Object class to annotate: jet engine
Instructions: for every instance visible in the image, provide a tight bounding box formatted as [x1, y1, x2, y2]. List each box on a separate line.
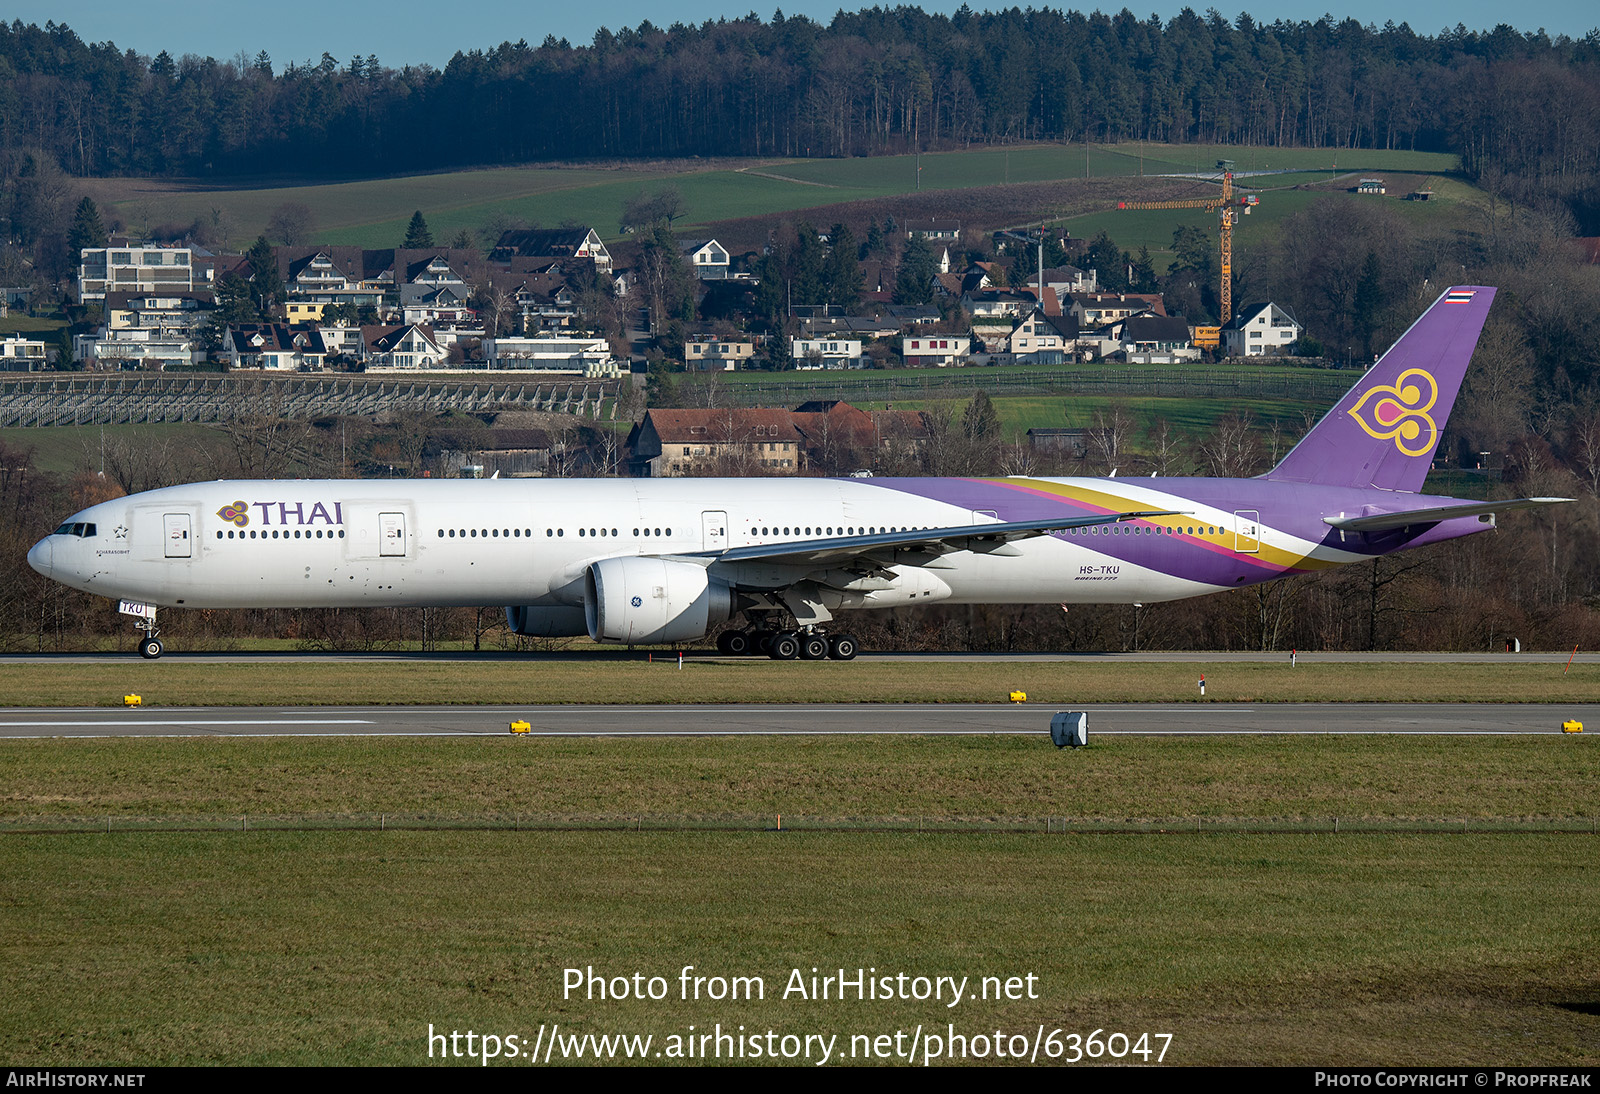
[505, 605, 589, 637]
[585, 557, 732, 644]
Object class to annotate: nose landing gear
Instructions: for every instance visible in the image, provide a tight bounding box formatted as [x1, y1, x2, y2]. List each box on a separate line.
[120, 601, 164, 659]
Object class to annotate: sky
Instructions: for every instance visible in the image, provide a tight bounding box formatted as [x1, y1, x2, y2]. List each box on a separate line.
[7, 0, 1596, 72]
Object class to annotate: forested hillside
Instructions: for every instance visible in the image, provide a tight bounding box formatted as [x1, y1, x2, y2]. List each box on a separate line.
[2, 10, 1598, 225]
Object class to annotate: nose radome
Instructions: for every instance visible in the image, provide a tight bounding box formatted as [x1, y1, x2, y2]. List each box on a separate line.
[27, 537, 52, 578]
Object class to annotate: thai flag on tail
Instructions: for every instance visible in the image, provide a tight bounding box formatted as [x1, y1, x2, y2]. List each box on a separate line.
[1444, 289, 1476, 303]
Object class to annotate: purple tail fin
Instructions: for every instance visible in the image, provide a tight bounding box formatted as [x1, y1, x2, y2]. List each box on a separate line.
[1265, 286, 1495, 492]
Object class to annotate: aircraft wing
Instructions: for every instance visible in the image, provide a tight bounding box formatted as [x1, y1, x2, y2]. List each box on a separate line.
[690, 510, 1182, 569]
[1323, 497, 1572, 533]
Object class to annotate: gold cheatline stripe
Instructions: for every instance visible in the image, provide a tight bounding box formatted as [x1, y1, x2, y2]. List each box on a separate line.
[989, 478, 1340, 573]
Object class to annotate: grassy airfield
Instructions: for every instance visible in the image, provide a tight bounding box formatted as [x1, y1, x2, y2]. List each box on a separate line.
[2, 660, 1595, 1066]
[4, 657, 1600, 707]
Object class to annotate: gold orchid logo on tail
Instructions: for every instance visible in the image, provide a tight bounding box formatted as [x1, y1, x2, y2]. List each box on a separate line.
[1349, 369, 1439, 456]
[217, 501, 250, 528]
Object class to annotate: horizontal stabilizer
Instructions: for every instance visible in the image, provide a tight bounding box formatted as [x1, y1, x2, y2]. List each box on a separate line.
[694, 510, 1183, 569]
[1323, 497, 1572, 533]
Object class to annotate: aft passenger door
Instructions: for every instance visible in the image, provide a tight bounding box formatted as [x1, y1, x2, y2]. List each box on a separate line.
[1233, 510, 1260, 554]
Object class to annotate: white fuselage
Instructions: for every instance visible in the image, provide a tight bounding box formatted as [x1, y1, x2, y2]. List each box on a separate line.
[32, 477, 1313, 612]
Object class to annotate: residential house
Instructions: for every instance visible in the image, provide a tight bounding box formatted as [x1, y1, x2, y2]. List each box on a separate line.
[798, 316, 901, 340]
[901, 334, 972, 367]
[964, 287, 1056, 321]
[905, 219, 961, 242]
[226, 325, 327, 370]
[1067, 292, 1165, 325]
[0, 333, 49, 371]
[1007, 311, 1079, 364]
[79, 244, 195, 303]
[679, 239, 731, 280]
[75, 328, 198, 370]
[1221, 302, 1302, 357]
[628, 408, 805, 477]
[482, 335, 616, 376]
[490, 228, 612, 272]
[685, 336, 756, 371]
[275, 248, 387, 318]
[885, 304, 941, 327]
[1121, 315, 1200, 363]
[362, 324, 448, 371]
[103, 291, 214, 334]
[791, 337, 865, 369]
[490, 266, 583, 334]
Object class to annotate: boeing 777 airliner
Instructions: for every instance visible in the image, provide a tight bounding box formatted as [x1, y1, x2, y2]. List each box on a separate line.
[28, 286, 1568, 659]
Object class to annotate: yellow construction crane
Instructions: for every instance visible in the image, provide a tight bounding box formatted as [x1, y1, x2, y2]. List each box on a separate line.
[1116, 160, 1257, 327]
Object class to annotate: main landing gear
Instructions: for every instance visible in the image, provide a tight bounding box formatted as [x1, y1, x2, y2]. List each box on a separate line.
[715, 627, 859, 661]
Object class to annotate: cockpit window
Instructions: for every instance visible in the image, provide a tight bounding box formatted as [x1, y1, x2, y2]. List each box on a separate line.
[53, 523, 96, 538]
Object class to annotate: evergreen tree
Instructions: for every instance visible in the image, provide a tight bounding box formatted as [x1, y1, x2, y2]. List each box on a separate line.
[68, 197, 107, 254]
[214, 272, 260, 325]
[404, 211, 434, 249]
[645, 361, 680, 407]
[1130, 246, 1159, 293]
[823, 224, 862, 309]
[1085, 232, 1130, 292]
[245, 236, 284, 317]
[895, 235, 938, 304]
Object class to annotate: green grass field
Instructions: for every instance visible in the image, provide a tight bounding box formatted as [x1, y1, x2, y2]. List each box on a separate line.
[4, 660, 1599, 708]
[79, 143, 1463, 250]
[3, 734, 1594, 821]
[2, 733, 1595, 1065]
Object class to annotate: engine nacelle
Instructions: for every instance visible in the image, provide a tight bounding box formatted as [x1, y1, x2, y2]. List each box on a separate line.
[505, 605, 589, 637]
[585, 557, 732, 645]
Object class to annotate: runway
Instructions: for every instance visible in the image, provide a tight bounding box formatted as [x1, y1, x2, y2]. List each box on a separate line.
[1, 703, 1593, 738]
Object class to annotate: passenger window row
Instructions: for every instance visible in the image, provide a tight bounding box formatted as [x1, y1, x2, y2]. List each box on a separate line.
[1066, 525, 1219, 537]
[439, 528, 532, 538]
[217, 529, 345, 540]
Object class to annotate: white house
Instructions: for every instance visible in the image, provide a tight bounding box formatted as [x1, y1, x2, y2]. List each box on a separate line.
[226, 326, 327, 371]
[1, 332, 49, 370]
[791, 338, 865, 369]
[901, 334, 971, 367]
[74, 329, 197, 370]
[483, 335, 617, 377]
[1222, 302, 1302, 357]
[679, 239, 731, 280]
[1121, 315, 1200, 364]
[362, 324, 448, 371]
